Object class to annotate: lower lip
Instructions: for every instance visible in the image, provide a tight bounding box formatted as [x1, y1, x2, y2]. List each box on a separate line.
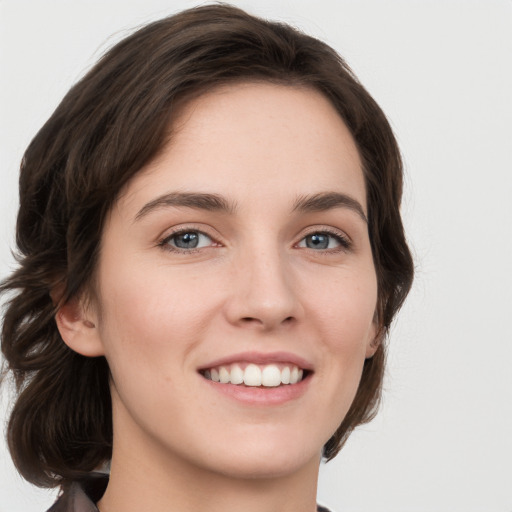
[201, 374, 311, 405]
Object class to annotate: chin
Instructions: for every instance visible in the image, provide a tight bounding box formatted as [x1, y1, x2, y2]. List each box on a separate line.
[212, 451, 320, 481]
[193, 430, 324, 481]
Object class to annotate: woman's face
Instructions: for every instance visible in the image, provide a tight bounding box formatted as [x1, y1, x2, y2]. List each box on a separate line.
[89, 83, 378, 480]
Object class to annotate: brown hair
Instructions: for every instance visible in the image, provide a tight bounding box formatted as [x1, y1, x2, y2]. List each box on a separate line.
[0, 3, 413, 488]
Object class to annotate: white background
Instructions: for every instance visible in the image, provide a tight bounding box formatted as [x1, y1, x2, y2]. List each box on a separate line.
[1, 1, 511, 511]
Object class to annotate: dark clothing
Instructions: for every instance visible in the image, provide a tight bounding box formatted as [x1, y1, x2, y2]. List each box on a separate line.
[47, 473, 333, 512]
[46, 474, 108, 512]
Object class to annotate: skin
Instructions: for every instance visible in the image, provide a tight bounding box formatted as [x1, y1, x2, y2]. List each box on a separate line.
[57, 83, 379, 512]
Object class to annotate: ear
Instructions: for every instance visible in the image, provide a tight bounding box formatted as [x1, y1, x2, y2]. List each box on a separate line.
[365, 312, 384, 359]
[365, 329, 383, 359]
[54, 293, 105, 357]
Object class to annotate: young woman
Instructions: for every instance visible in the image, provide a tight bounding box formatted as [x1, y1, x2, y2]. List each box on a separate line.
[1, 4, 413, 512]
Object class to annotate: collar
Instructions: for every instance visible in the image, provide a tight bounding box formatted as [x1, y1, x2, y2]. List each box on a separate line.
[46, 473, 108, 512]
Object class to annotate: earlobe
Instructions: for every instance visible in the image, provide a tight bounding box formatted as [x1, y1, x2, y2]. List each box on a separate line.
[365, 322, 384, 359]
[54, 295, 105, 357]
[364, 306, 384, 359]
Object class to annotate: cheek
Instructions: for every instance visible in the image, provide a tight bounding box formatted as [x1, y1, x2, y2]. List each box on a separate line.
[309, 264, 378, 348]
[93, 263, 211, 426]
[100, 253, 212, 324]
[94, 260, 210, 371]
[306, 266, 378, 422]
[93, 256, 238, 404]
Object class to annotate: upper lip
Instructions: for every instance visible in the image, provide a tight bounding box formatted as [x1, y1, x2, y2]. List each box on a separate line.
[198, 351, 314, 371]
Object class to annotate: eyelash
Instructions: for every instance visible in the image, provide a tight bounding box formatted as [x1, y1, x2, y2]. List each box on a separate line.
[158, 227, 217, 254]
[298, 229, 352, 253]
[158, 227, 352, 254]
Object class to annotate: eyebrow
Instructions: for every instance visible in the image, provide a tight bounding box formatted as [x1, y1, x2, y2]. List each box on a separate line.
[134, 192, 238, 221]
[292, 192, 368, 223]
[134, 190, 367, 223]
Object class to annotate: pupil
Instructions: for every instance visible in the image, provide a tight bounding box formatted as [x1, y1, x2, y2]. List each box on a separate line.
[175, 232, 199, 249]
[307, 234, 328, 249]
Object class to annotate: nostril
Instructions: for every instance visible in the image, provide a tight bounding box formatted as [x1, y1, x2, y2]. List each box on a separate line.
[239, 316, 295, 326]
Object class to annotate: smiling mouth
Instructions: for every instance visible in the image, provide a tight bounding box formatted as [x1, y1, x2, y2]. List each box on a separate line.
[200, 363, 310, 387]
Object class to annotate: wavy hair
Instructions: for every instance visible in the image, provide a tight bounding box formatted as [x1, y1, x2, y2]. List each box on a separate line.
[1, 3, 413, 488]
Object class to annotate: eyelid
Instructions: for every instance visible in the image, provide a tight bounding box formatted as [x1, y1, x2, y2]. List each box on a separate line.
[295, 226, 352, 251]
[156, 224, 352, 254]
[157, 224, 221, 253]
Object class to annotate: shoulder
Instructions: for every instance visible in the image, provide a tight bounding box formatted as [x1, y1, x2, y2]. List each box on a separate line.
[46, 473, 108, 512]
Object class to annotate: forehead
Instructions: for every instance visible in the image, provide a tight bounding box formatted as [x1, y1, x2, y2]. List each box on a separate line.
[118, 82, 366, 217]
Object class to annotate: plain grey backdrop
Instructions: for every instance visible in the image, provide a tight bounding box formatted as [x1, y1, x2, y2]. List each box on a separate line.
[1, 1, 511, 511]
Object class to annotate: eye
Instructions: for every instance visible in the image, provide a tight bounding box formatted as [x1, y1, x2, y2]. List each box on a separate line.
[160, 229, 215, 251]
[297, 231, 350, 251]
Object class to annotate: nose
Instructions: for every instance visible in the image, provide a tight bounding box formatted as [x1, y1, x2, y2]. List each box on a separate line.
[224, 245, 303, 331]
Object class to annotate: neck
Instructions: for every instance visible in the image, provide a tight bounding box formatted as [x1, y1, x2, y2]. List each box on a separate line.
[99, 451, 320, 512]
[97, 419, 320, 512]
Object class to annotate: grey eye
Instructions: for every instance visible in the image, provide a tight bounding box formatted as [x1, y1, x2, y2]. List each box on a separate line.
[298, 233, 342, 250]
[168, 231, 212, 250]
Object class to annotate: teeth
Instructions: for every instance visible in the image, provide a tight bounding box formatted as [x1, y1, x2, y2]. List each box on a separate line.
[203, 363, 306, 387]
[261, 365, 281, 387]
[219, 366, 230, 384]
[244, 364, 262, 386]
[230, 364, 244, 385]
